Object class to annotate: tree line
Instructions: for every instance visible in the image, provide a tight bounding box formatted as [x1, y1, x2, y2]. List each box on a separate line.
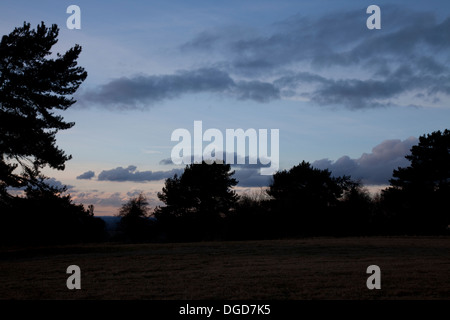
[115, 129, 450, 243]
[0, 22, 449, 245]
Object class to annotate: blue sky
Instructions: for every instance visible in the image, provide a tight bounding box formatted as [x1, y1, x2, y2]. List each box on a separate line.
[2, 0, 450, 215]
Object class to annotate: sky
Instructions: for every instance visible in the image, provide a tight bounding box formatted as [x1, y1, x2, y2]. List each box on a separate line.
[1, 0, 450, 215]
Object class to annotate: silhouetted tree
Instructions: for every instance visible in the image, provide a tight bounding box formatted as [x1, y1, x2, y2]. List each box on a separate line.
[0, 22, 92, 245]
[226, 189, 273, 240]
[0, 183, 105, 245]
[382, 129, 450, 234]
[88, 204, 95, 216]
[0, 22, 87, 197]
[267, 161, 354, 236]
[333, 181, 374, 236]
[155, 162, 238, 241]
[117, 193, 156, 242]
[118, 193, 150, 219]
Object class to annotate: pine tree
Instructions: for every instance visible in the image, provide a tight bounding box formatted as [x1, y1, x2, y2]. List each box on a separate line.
[0, 22, 87, 197]
[155, 162, 238, 240]
[383, 129, 450, 234]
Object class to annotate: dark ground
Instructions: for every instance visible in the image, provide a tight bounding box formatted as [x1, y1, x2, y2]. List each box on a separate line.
[0, 237, 449, 300]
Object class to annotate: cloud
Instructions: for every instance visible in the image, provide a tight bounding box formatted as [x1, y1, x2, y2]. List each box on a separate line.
[158, 152, 274, 186]
[97, 165, 183, 182]
[233, 80, 280, 103]
[274, 62, 450, 109]
[187, 7, 449, 73]
[233, 168, 272, 187]
[76, 7, 450, 110]
[97, 156, 272, 187]
[76, 170, 95, 180]
[179, 6, 450, 109]
[159, 158, 174, 165]
[76, 134, 418, 189]
[312, 137, 418, 185]
[159, 153, 272, 169]
[79, 68, 279, 109]
[73, 191, 126, 208]
[39, 178, 74, 190]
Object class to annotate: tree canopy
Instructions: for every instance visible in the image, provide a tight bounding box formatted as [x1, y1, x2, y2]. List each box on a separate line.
[0, 22, 102, 245]
[155, 162, 238, 240]
[389, 129, 450, 194]
[267, 161, 355, 236]
[116, 193, 155, 242]
[118, 192, 151, 219]
[382, 129, 450, 233]
[156, 162, 238, 218]
[0, 22, 87, 197]
[268, 161, 351, 208]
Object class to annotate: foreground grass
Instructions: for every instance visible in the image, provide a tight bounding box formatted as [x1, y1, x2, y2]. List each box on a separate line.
[0, 237, 449, 299]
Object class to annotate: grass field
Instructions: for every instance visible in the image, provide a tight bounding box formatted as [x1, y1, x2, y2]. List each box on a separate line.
[0, 237, 449, 300]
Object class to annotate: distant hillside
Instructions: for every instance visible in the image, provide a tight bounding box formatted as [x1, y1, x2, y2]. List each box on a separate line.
[98, 216, 157, 236]
[99, 216, 120, 227]
[98, 216, 120, 235]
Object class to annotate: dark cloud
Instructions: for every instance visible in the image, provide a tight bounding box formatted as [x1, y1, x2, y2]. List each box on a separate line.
[79, 68, 279, 109]
[159, 153, 272, 169]
[233, 80, 280, 103]
[79, 68, 232, 109]
[189, 7, 449, 73]
[42, 178, 74, 190]
[180, 6, 450, 109]
[97, 165, 183, 182]
[77, 7, 450, 110]
[269, 51, 450, 106]
[76, 170, 95, 180]
[312, 137, 418, 185]
[274, 62, 450, 109]
[95, 158, 272, 187]
[159, 158, 174, 165]
[307, 77, 404, 109]
[233, 168, 272, 187]
[158, 153, 273, 187]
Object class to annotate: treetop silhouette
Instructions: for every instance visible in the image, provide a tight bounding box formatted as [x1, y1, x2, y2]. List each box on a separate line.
[156, 161, 238, 219]
[154, 162, 238, 241]
[383, 129, 450, 233]
[0, 22, 87, 197]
